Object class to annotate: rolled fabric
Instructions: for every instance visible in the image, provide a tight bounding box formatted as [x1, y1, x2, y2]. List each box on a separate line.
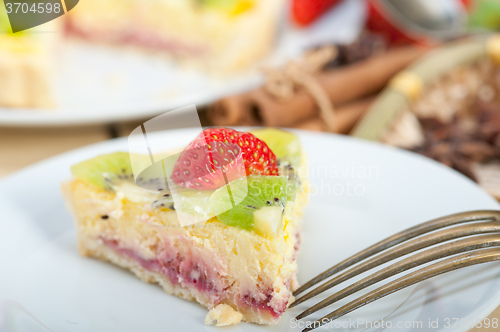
[292, 97, 375, 133]
[208, 46, 428, 127]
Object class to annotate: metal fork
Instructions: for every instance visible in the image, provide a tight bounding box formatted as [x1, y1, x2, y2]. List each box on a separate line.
[290, 210, 500, 332]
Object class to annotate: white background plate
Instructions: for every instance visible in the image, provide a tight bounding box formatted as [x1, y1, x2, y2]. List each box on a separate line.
[0, 1, 365, 127]
[1, 129, 500, 332]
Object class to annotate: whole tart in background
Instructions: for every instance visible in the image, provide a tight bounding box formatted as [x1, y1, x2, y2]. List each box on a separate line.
[65, 0, 285, 73]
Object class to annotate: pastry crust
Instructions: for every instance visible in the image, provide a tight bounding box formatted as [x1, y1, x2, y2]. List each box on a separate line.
[0, 50, 55, 108]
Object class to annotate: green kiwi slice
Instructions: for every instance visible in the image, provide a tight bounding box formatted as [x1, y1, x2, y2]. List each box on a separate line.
[71, 152, 182, 191]
[201, 0, 241, 10]
[71, 152, 209, 214]
[251, 128, 303, 202]
[71, 152, 137, 191]
[210, 175, 289, 237]
[251, 128, 302, 167]
[171, 186, 214, 220]
[71, 152, 297, 233]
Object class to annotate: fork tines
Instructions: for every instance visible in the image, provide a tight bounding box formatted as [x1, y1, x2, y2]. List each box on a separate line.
[291, 210, 500, 332]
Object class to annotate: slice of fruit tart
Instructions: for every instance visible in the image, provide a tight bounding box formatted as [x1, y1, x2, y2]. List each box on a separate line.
[62, 128, 308, 326]
[65, 0, 284, 72]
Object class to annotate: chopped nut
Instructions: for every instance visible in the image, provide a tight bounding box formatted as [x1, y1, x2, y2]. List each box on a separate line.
[495, 135, 500, 149]
[430, 142, 451, 157]
[397, 61, 500, 183]
[411, 108, 498, 182]
[451, 156, 477, 182]
[456, 141, 496, 163]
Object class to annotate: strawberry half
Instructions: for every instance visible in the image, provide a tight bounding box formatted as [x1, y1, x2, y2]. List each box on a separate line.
[171, 128, 279, 190]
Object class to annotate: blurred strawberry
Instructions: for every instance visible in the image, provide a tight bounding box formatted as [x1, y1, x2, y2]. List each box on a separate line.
[292, 0, 343, 26]
[367, 0, 469, 46]
[460, 0, 472, 10]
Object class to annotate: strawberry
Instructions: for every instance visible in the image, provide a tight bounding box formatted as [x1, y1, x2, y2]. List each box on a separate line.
[292, 0, 343, 26]
[171, 128, 279, 190]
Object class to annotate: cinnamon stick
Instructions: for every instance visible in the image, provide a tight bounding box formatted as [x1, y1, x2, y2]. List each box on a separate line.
[292, 97, 375, 134]
[208, 46, 428, 127]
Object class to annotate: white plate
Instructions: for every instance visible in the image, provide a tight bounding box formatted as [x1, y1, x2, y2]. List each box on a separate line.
[0, 1, 365, 127]
[1, 129, 499, 332]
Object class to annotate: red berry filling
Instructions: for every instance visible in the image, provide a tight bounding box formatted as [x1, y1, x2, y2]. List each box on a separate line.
[239, 290, 282, 319]
[101, 238, 227, 302]
[100, 236, 295, 319]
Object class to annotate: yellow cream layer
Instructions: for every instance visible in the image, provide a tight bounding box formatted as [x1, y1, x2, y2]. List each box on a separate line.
[67, 178, 307, 284]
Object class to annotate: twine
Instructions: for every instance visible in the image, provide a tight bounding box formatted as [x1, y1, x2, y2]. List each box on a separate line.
[263, 46, 339, 132]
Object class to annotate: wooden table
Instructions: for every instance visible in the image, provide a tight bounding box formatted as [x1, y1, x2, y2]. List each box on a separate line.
[0, 123, 498, 330]
[0, 121, 149, 178]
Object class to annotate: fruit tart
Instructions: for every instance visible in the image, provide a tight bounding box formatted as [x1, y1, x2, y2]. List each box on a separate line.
[65, 0, 284, 72]
[62, 128, 308, 325]
[0, 0, 58, 108]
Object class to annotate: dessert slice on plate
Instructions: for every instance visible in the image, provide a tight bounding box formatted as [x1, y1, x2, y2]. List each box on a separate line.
[63, 128, 308, 325]
[65, 0, 284, 72]
[0, 1, 58, 108]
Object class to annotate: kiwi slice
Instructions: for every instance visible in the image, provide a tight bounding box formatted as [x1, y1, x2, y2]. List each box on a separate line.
[71, 152, 172, 191]
[71, 153, 293, 231]
[210, 175, 288, 237]
[71, 152, 135, 190]
[171, 186, 214, 220]
[251, 128, 302, 167]
[71, 152, 213, 217]
[201, 0, 247, 11]
[251, 128, 302, 201]
[0, 6, 11, 34]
